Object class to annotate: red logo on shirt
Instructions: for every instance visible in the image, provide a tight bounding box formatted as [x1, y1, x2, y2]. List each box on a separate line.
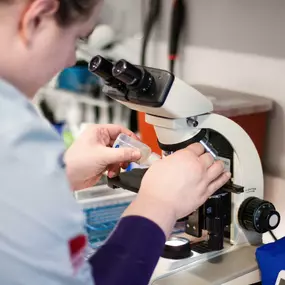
[69, 235, 87, 274]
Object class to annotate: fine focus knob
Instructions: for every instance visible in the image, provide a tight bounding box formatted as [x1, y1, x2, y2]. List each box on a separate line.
[238, 197, 280, 234]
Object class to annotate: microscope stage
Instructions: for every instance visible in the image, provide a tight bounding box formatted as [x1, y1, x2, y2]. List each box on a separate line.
[107, 168, 148, 193]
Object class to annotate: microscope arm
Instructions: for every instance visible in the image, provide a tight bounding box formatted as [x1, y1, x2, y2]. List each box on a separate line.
[147, 112, 264, 245]
[197, 113, 264, 197]
[147, 112, 263, 196]
[198, 113, 265, 244]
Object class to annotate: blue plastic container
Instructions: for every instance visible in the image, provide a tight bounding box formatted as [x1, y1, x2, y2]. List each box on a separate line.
[84, 202, 132, 249]
[57, 65, 99, 93]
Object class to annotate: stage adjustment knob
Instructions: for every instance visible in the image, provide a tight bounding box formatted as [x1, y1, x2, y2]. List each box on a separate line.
[238, 197, 280, 233]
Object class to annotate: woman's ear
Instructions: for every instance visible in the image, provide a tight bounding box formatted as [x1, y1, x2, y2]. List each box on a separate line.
[19, 0, 59, 45]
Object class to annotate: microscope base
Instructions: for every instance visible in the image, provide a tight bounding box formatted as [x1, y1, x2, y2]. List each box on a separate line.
[150, 244, 260, 285]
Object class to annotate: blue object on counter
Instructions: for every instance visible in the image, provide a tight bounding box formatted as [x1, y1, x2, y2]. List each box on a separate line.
[256, 236, 285, 285]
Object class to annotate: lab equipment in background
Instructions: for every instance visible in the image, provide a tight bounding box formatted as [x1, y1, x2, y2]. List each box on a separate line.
[89, 55, 281, 284]
[53, 121, 74, 148]
[140, 0, 186, 72]
[169, 0, 186, 73]
[55, 60, 105, 137]
[136, 0, 162, 133]
[38, 102, 75, 148]
[141, 0, 161, 67]
[36, 23, 141, 136]
[39, 98, 57, 125]
[77, 24, 141, 65]
[57, 60, 99, 93]
[113, 133, 161, 166]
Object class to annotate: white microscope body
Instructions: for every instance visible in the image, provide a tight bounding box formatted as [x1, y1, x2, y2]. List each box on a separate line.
[89, 55, 280, 285]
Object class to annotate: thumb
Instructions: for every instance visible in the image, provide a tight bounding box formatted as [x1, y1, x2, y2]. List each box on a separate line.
[104, 147, 141, 165]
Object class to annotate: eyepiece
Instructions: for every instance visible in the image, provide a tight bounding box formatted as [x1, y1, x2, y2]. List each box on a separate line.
[89, 55, 114, 81]
[89, 55, 128, 93]
[112, 60, 143, 86]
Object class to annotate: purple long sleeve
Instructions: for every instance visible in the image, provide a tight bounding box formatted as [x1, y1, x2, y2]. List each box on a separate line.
[89, 216, 166, 285]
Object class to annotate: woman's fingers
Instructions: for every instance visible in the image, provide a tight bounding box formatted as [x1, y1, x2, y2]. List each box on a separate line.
[107, 164, 121, 178]
[186, 143, 205, 156]
[199, 153, 215, 169]
[105, 147, 141, 165]
[121, 162, 129, 169]
[207, 172, 232, 195]
[206, 160, 225, 182]
[103, 124, 139, 142]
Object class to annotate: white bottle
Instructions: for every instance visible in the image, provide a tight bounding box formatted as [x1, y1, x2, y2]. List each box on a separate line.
[113, 133, 161, 166]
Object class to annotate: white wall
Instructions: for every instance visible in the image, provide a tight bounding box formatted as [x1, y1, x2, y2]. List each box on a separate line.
[100, 0, 285, 237]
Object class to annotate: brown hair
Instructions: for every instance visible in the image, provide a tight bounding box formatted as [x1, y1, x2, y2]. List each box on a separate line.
[56, 0, 100, 26]
[0, 0, 100, 26]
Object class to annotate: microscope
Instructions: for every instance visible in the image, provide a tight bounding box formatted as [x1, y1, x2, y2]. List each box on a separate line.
[89, 55, 281, 284]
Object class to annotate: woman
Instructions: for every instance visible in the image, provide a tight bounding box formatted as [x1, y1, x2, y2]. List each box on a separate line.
[0, 0, 230, 284]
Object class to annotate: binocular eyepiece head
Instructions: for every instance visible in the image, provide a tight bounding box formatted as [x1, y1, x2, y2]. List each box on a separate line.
[89, 55, 154, 93]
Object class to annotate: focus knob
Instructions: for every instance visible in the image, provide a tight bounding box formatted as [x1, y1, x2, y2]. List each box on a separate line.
[238, 197, 280, 234]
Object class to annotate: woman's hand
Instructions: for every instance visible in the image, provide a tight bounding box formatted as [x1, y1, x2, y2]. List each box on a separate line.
[64, 124, 141, 190]
[123, 143, 231, 238]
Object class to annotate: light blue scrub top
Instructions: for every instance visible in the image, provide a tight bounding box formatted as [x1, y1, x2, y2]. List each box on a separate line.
[0, 79, 94, 285]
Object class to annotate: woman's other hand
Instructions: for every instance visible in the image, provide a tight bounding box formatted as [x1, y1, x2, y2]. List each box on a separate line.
[64, 124, 141, 190]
